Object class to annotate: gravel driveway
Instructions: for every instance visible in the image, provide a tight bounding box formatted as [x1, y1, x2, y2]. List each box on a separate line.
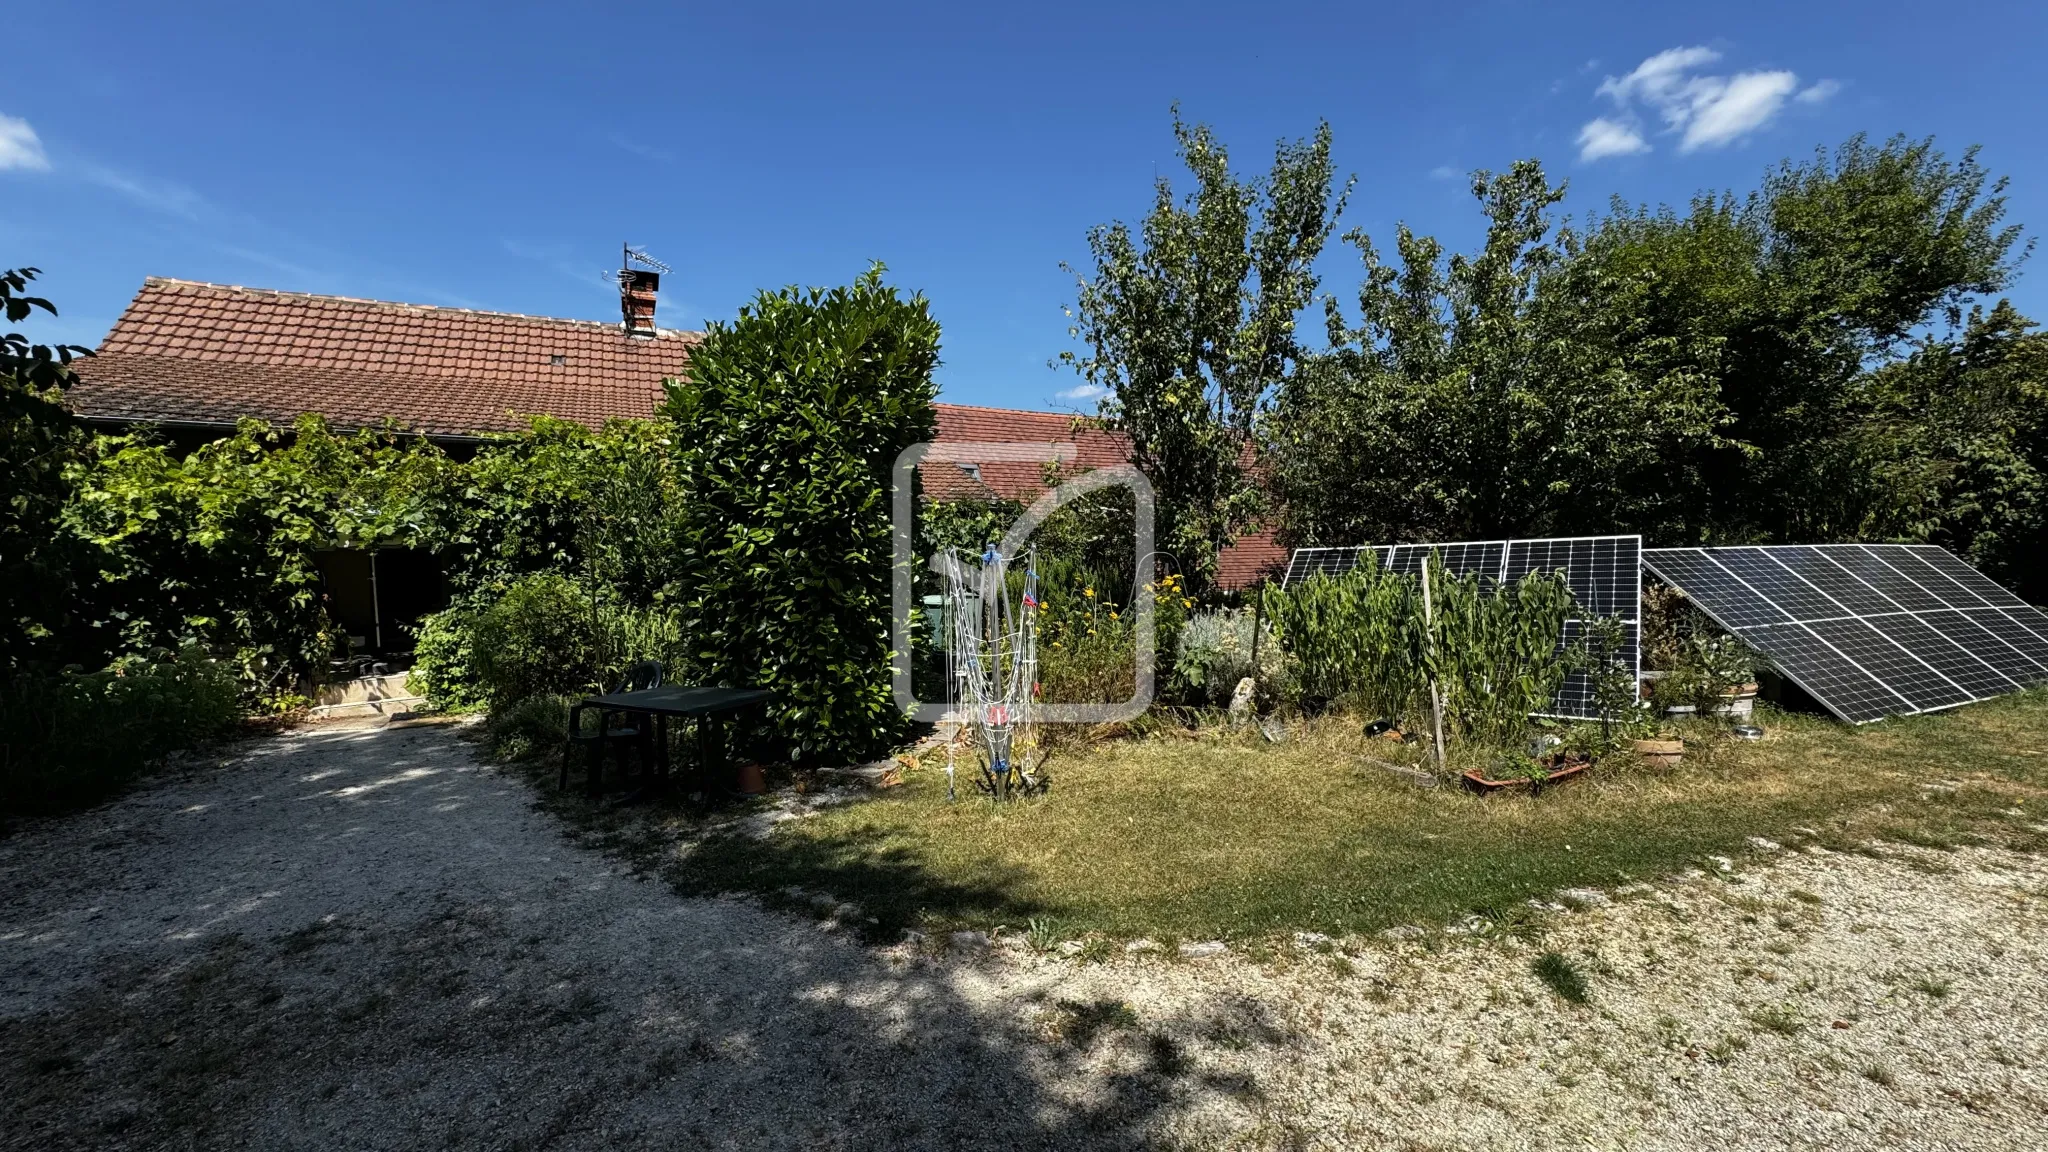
[3, 719, 2044, 1150]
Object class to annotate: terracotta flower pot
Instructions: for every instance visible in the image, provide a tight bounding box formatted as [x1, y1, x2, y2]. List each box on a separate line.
[1462, 755, 1591, 795]
[736, 762, 767, 794]
[1632, 738, 1683, 767]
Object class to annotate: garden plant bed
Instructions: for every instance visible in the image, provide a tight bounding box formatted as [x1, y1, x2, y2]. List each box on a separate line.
[1459, 755, 1591, 795]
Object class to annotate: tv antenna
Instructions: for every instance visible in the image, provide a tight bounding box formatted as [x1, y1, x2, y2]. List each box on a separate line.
[615, 244, 670, 288]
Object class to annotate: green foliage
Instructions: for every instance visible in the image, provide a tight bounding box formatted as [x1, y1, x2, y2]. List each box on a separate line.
[1266, 133, 2042, 561]
[1261, 554, 1422, 721]
[1427, 565, 1576, 746]
[1532, 951, 1591, 1004]
[1270, 160, 1730, 546]
[447, 416, 683, 604]
[1643, 582, 1759, 718]
[1, 644, 241, 817]
[1581, 614, 1647, 744]
[57, 416, 456, 691]
[1170, 607, 1288, 706]
[2, 268, 94, 666]
[1061, 109, 1349, 592]
[1261, 556, 1574, 747]
[1032, 557, 1138, 706]
[482, 693, 575, 763]
[457, 571, 695, 710]
[1860, 301, 2048, 602]
[468, 572, 605, 707]
[405, 604, 484, 710]
[661, 266, 940, 765]
[1570, 135, 2030, 545]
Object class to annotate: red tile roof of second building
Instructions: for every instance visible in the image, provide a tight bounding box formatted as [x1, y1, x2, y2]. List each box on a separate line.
[68, 277, 697, 436]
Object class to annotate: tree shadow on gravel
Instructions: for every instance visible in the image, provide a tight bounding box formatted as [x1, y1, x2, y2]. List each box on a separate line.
[0, 723, 1276, 1150]
[669, 822, 1047, 943]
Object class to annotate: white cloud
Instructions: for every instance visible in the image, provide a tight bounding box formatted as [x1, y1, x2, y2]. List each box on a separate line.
[1057, 383, 1107, 402]
[0, 113, 50, 171]
[1680, 70, 1797, 151]
[1428, 164, 1462, 181]
[1796, 78, 1841, 104]
[1577, 118, 1649, 161]
[1597, 46, 1724, 117]
[82, 165, 204, 217]
[1581, 46, 1821, 160]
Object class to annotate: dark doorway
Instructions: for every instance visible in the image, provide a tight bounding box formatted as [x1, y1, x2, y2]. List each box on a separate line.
[313, 547, 447, 660]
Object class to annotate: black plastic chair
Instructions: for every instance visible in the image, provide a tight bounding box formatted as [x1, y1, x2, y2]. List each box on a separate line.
[561, 661, 664, 795]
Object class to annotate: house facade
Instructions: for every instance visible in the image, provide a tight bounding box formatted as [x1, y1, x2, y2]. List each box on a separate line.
[67, 277, 1284, 650]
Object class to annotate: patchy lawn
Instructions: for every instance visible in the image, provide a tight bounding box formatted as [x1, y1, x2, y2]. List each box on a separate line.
[589, 690, 2048, 942]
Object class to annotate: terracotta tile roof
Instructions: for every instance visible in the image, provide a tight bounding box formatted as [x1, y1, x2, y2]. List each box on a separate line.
[1217, 530, 1286, 589]
[930, 402, 1286, 588]
[66, 277, 1287, 586]
[68, 278, 697, 437]
[916, 459, 1004, 503]
[931, 403, 1130, 503]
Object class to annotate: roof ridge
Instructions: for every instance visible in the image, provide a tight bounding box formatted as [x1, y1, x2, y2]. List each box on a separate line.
[139, 277, 702, 339]
[935, 400, 1111, 422]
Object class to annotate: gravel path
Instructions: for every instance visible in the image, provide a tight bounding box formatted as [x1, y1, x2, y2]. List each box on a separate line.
[3, 720, 2045, 1150]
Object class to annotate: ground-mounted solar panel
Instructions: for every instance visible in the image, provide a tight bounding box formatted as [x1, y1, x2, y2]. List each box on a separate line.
[1280, 536, 1643, 720]
[1641, 543, 2048, 724]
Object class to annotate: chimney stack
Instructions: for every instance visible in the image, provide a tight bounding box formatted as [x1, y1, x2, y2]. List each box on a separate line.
[621, 267, 659, 338]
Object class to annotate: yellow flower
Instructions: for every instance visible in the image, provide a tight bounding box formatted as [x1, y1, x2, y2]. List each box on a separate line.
[1084, 587, 1095, 599]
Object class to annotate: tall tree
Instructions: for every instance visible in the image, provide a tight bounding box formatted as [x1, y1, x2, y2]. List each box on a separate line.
[1267, 163, 1729, 546]
[1061, 110, 1349, 592]
[1858, 301, 2048, 601]
[1573, 134, 2030, 542]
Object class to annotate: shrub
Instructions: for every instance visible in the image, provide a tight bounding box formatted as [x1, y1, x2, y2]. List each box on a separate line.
[1040, 615, 1136, 705]
[0, 645, 241, 816]
[482, 693, 574, 762]
[468, 573, 605, 707]
[662, 266, 940, 765]
[407, 604, 485, 710]
[1172, 607, 1287, 705]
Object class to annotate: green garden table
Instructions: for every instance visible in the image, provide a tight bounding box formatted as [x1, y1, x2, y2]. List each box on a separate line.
[573, 685, 773, 797]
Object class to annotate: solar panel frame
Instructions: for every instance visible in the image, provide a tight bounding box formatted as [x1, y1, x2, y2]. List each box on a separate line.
[1280, 535, 1642, 720]
[1642, 543, 2048, 725]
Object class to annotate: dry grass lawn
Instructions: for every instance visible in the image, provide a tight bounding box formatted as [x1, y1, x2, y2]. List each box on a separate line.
[646, 691, 2048, 942]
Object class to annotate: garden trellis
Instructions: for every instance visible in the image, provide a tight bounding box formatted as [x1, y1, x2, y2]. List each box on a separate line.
[937, 544, 1047, 801]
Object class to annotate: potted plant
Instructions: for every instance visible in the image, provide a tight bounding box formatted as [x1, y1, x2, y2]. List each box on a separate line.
[1462, 749, 1592, 794]
[1631, 730, 1684, 767]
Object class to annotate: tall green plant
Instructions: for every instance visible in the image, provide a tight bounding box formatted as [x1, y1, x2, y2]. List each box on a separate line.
[661, 266, 940, 765]
[3, 267, 94, 668]
[1425, 564, 1576, 746]
[1261, 553, 1423, 722]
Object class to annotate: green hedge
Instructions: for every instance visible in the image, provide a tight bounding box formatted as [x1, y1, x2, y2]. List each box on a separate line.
[662, 267, 939, 765]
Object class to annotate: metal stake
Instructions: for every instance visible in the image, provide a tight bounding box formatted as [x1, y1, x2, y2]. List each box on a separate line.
[1422, 553, 1448, 776]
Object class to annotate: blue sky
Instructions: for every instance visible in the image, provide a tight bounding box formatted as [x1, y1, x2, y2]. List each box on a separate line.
[6, 0, 2045, 411]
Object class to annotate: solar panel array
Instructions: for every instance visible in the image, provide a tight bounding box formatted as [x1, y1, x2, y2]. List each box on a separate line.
[1280, 536, 1642, 719]
[1641, 544, 2048, 724]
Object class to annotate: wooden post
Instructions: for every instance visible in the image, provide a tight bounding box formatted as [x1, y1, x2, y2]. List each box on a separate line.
[1248, 582, 1265, 692]
[1422, 553, 1448, 776]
